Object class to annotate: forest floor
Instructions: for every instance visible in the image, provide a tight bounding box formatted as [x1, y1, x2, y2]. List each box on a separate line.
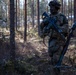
[0, 28, 76, 75]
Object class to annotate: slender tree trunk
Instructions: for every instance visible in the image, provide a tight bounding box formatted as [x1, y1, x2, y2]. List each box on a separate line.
[17, 0, 20, 29]
[37, 0, 40, 35]
[6, 3, 8, 30]
[7, 0, 10, 30]
[61, 0, 63, 13]
[24, 0, 27, 42]
[74, 0, 76, 22]
[31, 0, 34, 27]
[10, 0, 15, 62]
[71, 0, 72, 25]
[68, 0, 69, 20]
[63, 1, 65, 15]
[15, 0, 17, 30]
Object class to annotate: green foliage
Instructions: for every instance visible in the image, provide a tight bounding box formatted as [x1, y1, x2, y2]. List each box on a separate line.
[0, 60, 15, 74]
[0, 51, 50, 74]
[15, 60, 38, 75]
[0, 60, 38, 75]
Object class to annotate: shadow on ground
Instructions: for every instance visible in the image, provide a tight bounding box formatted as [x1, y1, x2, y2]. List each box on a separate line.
[0, 39, 76, 75]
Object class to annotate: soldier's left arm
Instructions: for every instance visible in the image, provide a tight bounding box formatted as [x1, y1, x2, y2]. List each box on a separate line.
[60, 15, 69, 36]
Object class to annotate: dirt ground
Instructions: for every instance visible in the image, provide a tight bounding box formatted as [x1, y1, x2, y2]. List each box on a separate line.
[0, 36, 76, 75]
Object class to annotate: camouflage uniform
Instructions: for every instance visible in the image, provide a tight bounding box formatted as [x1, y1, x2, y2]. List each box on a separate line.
[48, 13, 69, 65]
[40, 1, 69, 66]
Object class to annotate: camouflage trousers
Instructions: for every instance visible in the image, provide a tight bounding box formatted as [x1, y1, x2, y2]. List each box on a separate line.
[48, 38, 65, 66]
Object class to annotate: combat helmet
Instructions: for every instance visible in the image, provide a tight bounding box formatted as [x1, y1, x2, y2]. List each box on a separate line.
[49, 0, 61, 9]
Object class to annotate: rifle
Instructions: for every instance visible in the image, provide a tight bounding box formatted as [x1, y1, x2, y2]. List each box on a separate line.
[42, 12, 65, 41]
[55, 22, 76, 68]
[42, 12, 76, 67]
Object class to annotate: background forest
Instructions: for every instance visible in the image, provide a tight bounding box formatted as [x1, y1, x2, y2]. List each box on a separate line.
[0, 0, 76, 75]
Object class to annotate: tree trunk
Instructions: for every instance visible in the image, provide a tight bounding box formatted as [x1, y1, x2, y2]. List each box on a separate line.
[17, 0, 20, 28]
[24, 0, 27, 42]
[61, 0, 63, 13]
[31, 0, 34, 27]
[15, 0, 17, 30]
[74, 0, 76, 22]
[7, 0, 10, 30]
[10, 0, 15, 62]
[37, 0, 40, 35]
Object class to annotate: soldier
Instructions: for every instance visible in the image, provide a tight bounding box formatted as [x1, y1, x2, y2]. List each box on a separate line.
[40, 0, 69, 75]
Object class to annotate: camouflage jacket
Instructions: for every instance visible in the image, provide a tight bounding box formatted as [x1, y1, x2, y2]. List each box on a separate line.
[40, 13, 69, 40]
[50, 13, 69, 38]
